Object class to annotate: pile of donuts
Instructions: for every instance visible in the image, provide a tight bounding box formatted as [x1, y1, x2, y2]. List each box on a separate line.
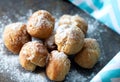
[3, 10, 100, 81]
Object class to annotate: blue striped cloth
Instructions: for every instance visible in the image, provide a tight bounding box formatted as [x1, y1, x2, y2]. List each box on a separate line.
[90, 52, 120, 82]
[68, 0, 120, 82]
[69, 0, 120, 34]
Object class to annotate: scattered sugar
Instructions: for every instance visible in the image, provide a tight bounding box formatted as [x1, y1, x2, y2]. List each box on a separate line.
[0, 8, 106, 82]
[15, 9, 33, 23]
[0, 9, 48, 82]
[65, 70, 95, 82]
[87, 20, 98, 34]
[0, 39, 47, 82]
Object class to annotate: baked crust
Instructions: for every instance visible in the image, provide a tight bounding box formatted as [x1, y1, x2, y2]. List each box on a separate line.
[19, 41, 49, 71]
[74, 38, 100, 69]
[27, 10, 55, 39]
[58, 15, 88, 34]
[55, 24, 84, 55]
[46, 50, 70, 81]
[44, 32, 57, 51]
[3, 22, 31, 54]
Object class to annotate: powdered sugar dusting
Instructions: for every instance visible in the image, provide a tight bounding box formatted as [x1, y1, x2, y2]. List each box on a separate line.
[36, 16, 52, 27]
[15, 9, 33, 23]
[0, 9, 48, 82]
[3, 22, 30, 46]
[65, 70, 95, 82]
[28, 11, 53, 28]
[0, 7, 106, 82]
[0, 39, 48, 82]
[27, 54, 35, 60]
[5, 22, 23, 30]
[51, 51, 67, 60]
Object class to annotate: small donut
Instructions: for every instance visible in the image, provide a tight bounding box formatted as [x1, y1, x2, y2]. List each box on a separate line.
[74, 38, 100, 69]
[55, 24, 84, 55]
[58, 15, 88, 34]
[46, 50, 70, 81]
[3, 22, 31, 54]
[27, 10, 55, 39]
[19, 41, 49, 71]
[19, 50, 36, 71]
[44, 32, 57, 51]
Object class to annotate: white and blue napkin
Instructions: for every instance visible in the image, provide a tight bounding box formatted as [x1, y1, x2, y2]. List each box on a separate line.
[68, 0, 120, 82]
[69, 0, 120, 34]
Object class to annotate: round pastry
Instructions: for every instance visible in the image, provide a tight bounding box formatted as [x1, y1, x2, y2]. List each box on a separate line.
[27, 10, 55, 39]
[19, 50, 36, 71]
[58, 15, 88, 34]
[44, 32, 57, 51]
[3, 22, 31, 54]
[55, 24, 84, 55]
[46, 50, 70, 81]
[74, 38, 100, 69]
[19, 41, 49, 71]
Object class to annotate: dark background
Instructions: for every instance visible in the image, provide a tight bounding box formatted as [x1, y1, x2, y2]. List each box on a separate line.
[0, 0, 120, 82]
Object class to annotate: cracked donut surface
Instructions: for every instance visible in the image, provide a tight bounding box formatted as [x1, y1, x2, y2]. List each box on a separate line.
[19, 41, 49, 71]
[27, 10, 55, 39]
[3, 22, 31, 54]
[46, 50, 70, 81]
[55, 24, 84, 55]
[74, 38, 100, 69]
[58, 15, 88, 35]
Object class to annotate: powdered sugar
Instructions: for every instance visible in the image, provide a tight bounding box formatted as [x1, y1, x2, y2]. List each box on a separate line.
[15, 9, 33, 23]
[0, 8, 106, 82]
[5, 22, 23, 30]
[0, 9, 48, 82]
[28, 11, 53, 28]
[65, 70, 95, 82]
[51, 51, 67, 60]
[36, 16, 52, 27]
[3, 23, 30, 47]
[27, 54, 35, 60]
[0, 35, 47, 82]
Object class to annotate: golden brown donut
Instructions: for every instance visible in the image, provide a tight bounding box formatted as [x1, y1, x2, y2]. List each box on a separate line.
[74, 38, 100, 69]
[44, 32, 57, 51]
[58, 15, 88, 34]
[3, 22, 31, 54]
[55, 24, 84, 55]
[46, 50, 70, 81]
[27, 10, 55, 39]
[19, 49, 36, 71]
[19, 41, 49, 71]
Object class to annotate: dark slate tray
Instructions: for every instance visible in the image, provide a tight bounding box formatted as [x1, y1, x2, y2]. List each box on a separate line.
[0, 0, 120, 82]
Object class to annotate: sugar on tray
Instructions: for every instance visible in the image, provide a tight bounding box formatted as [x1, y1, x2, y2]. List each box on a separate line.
[0, 8, 105, 82]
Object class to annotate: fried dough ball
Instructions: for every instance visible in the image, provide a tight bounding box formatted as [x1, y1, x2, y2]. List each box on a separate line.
[58, 15, 88, 34]
[44, 32, 57, 51]
[3, 22, 31, 54]
[27, 10, 55, 39]
[74, 38, 100, 69]
[19, 41, 49, 71]
[55, 24, 84, 55]
[46, 50, 70, 81]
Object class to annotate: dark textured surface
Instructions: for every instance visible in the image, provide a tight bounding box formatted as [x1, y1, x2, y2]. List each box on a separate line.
[0, 0, 120, 82]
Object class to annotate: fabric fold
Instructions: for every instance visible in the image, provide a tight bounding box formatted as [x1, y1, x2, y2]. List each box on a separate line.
[68, 0, 120, 34]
